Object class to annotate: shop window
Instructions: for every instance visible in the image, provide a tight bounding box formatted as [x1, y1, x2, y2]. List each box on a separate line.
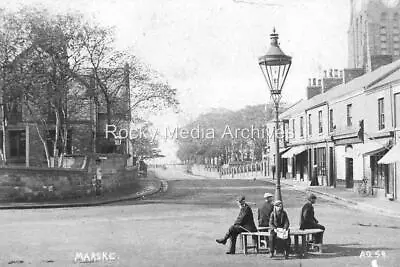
[371, 152, 388, 189]
[315, 147, 327, 176]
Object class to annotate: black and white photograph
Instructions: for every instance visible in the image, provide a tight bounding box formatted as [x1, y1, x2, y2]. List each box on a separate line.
[0, 0, 399, 266]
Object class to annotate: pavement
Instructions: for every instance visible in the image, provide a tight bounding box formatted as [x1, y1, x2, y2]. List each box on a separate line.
[265, 177, 400, 219]
[0, 172, 163, 209]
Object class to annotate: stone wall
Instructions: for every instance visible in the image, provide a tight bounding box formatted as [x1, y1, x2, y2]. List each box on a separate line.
[0, 167, 92, 202]
[0, 154, 137, 202]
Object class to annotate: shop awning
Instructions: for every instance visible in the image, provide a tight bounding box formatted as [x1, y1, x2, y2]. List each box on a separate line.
[378, 143, 400, 164]
[343, 142, 388, 158]
[358, 142, 388, 156]
[281, 146, 307, 158]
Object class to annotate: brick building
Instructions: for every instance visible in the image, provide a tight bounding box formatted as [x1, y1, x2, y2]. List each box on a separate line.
[0, 49, 131, 167]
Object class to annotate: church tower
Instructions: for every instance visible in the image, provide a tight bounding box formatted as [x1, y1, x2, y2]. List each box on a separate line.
[348, 0, 400, 71]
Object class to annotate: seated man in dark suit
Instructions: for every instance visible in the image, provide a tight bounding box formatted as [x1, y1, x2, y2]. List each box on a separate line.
[216, 195, 257, 254]
[300, 193, 325, 244]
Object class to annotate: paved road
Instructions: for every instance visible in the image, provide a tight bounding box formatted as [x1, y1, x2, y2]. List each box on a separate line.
[0, 167, 399, 267]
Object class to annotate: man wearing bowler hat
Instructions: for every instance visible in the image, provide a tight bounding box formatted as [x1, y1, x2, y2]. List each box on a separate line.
[258, 192, 274, 228]
[216, 195, 257, 254]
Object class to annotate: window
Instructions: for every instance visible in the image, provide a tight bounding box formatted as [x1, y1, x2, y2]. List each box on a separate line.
[315, 147, 327, 176]
[329, 109, 334, 132]
[292, 119, 295, 139]
[395, 93, 400, 128]
[347, 104, 353, 127]
[9, 131, 26, 158]
[318, 110, 323, 133]
[300, 117, 304, 137]
[378, 98, 385, 130]
[308, 114, 312, 136]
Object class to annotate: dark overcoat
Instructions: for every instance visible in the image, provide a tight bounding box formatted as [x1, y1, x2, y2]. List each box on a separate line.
[300, 202, 319, 229]
[258, 202, 273, 227]
[234, 203, 257, 232]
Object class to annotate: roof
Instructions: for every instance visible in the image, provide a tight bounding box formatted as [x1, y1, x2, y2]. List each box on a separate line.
[280, 59, 400, 119]
[369, 67, 400, 89]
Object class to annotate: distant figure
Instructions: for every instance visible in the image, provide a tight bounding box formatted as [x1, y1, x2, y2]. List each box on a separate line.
[258, 193, 274, 227]
[310, 164, 319, 186]
[271, 165, 276, 180]
[216, 195, 257, 254]
[139, 159, 147, 177]
[300, 193, 325, 244]
[269, 200, 290, 259]
[95, 159, 102, 195]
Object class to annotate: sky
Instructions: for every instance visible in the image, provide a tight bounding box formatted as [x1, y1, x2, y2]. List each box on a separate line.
[1, 0, 351, 162]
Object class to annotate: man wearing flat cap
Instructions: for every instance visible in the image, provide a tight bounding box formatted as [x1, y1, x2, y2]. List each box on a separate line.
[258, 193, 274, 228]
[216, 195, 257, 254]
[300, 193, 325, 244]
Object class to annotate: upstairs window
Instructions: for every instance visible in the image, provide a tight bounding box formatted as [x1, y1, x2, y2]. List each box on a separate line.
[395, 93, 400, 128]
[318, 110, 323, 133]
[378, 98, 385, 130]
[300, 117, 304, 137]
[347, 104, 353, 127]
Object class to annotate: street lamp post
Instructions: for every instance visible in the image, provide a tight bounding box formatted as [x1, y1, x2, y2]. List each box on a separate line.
[258, 28, 292, 202]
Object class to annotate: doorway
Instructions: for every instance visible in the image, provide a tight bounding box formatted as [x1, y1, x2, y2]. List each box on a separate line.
[345, 157, 354, 188]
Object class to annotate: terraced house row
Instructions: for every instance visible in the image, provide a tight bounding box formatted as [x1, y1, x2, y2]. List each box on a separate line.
[263, 0, 400, 202]
[265, 61, 400, 201]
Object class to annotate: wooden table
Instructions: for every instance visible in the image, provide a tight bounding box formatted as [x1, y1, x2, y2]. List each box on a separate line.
[289, 229, 324, 258]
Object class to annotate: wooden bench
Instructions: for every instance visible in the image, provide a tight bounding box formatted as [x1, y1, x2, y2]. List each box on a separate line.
[240, 231, 271, 254]
[289, 229, 324, 258]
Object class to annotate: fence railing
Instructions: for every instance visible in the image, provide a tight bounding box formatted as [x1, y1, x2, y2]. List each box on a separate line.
[190, 161, 269, 179]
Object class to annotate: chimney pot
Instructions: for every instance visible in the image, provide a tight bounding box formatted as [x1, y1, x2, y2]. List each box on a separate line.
[313, 78, 316, 86]
[334, 69, 338, 77]
[308, 78, 311, 86]
[340, 70, 343, 78]
[329, 69, 333, 77]
[318, 79, 322, 86]
[324, 70, 327, 77]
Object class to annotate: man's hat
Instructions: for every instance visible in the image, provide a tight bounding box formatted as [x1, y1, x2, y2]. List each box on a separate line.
[236, 195, 245, 202]
[264, 193, 273, 199]
[274, 200, 282, 206]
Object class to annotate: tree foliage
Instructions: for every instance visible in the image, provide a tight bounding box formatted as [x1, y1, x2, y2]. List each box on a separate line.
[176, 104, 288, 164]
[0, 7, 179, 166]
